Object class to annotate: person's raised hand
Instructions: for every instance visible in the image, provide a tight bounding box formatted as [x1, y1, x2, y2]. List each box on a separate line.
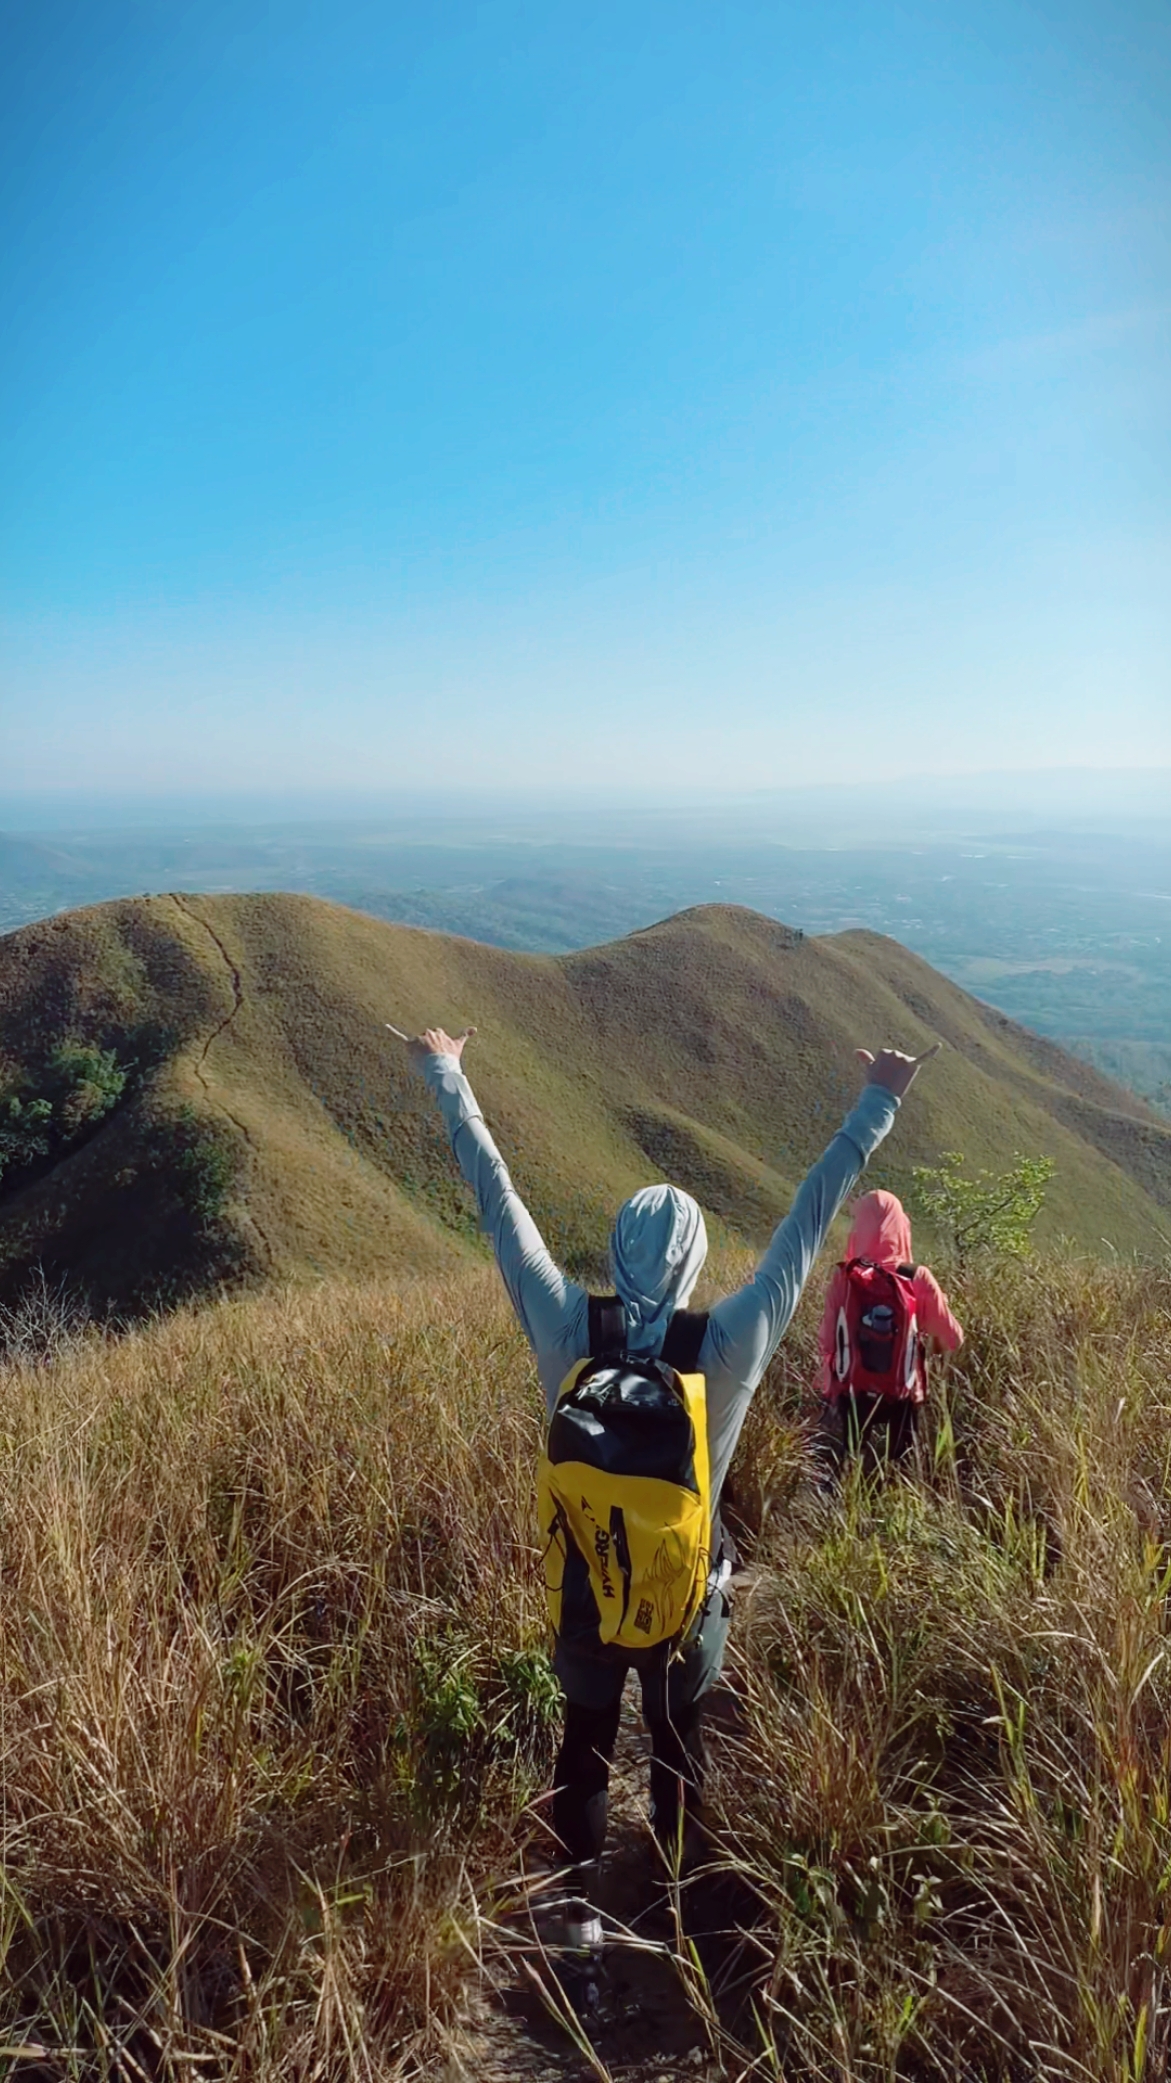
[386, 1022, 477, 1068]
[855, 1042, 941, 1099]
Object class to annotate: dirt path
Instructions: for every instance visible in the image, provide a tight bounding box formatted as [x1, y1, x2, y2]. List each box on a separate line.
[445, 1698, 738, 2083]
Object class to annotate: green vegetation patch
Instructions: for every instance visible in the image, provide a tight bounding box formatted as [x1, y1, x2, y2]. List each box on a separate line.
[0, 1041, 129, 1189]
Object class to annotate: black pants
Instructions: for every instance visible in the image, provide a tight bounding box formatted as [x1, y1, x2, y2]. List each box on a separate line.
[552, 1692, 707, 1871]
[550, 1588, 731, 1876]
[818, 1392, 920, 1479]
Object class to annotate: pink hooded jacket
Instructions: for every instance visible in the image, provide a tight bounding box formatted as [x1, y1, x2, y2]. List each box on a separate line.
[818, 1189, 963, 1403]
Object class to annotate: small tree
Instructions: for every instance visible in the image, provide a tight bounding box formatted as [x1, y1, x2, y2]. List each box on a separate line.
[0, 1044, 128, 1191]
[0, 1090, 54, 1184]
[45, 1043, 127, 1136]
[910, 1150, 1055, 1261]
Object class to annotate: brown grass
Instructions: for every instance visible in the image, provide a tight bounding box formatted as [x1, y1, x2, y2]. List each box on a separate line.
[2, 1249, 1171, 2078]
[0, 1272, 554, 2078]
[712, 1250, 1171, 2080]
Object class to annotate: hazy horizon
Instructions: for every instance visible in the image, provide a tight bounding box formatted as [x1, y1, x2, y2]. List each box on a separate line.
[2, 763, 1168, 842]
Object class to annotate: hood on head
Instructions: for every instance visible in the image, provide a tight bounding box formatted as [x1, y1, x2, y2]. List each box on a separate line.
[609, 1184, 708, 1353]
[846, 1189, 912, 1269]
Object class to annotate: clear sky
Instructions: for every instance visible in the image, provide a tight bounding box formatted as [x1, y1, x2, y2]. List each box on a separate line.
[2, 0, 1168, 800]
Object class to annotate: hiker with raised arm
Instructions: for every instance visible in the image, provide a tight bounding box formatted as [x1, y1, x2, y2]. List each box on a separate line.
[393, 1017, 938, 2008]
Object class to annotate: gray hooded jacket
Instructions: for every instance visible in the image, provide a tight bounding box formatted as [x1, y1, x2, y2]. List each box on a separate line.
[419, 1052, 898, 1505]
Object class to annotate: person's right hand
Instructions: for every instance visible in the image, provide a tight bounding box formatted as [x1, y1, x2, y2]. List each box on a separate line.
[855, 1042, 941, 1098]
[401, 1024, 477, 1068]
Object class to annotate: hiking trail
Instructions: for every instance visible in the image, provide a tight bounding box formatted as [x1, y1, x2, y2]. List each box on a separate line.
[447, 1698, 736, 2083]
[169, 893, 274, 1268]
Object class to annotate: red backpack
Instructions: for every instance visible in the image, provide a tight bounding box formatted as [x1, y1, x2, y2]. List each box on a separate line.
[832, 1259, 922, 1401]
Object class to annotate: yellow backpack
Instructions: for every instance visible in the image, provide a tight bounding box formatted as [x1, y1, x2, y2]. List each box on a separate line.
[538, 1299, 713, 1660]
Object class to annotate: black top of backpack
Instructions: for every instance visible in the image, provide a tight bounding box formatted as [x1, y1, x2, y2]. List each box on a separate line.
[586, 1293, 709, 1374]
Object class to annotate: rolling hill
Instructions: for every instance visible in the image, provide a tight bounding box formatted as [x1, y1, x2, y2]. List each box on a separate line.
[0, 892, 1168, 1315]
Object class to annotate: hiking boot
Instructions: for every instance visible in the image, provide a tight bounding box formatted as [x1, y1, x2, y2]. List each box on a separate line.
[558, 1904, 604, 2017]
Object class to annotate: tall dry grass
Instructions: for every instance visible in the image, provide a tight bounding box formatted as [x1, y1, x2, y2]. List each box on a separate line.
[1, 1250, 1169, 2079]
[710, 1252, 1171, 2081]
[0, 1272, 557, 2078]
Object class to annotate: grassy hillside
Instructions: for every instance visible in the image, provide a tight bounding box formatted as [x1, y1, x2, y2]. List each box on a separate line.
[1, 893, 1169, 1313]
[3, 1253, 1171, 2079]
[1064, 1037, 1171, 1119]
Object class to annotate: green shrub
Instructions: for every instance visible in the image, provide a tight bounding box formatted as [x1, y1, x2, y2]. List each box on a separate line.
[403, 1633, 559, 1823]
[167, 1106, 239, 1227]
[494, 1642, 561, 1752]
[45, 1041, 127, 1134]
[911, 1148, 1055, 1260]
[0, 1043, 128, 1189]
[409, 1635, 485, 1817]
[0, 1090, 54, 1179]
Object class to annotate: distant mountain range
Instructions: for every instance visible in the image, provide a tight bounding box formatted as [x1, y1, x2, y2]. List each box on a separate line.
[0, 895, 1168, 1315]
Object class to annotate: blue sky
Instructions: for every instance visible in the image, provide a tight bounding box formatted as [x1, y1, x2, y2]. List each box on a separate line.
[1, 0, 1168, 799]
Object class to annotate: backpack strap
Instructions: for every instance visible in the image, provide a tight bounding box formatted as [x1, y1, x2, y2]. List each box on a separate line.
[897, 1262, 918, 1280]
[585, 1298, 710, 1368]
[587, 1294, 627, 1358]
[661, 1308, 710, 1374]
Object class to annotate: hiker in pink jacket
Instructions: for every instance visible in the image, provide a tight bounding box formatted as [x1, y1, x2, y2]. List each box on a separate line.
[816, 1189, 963, 1476]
